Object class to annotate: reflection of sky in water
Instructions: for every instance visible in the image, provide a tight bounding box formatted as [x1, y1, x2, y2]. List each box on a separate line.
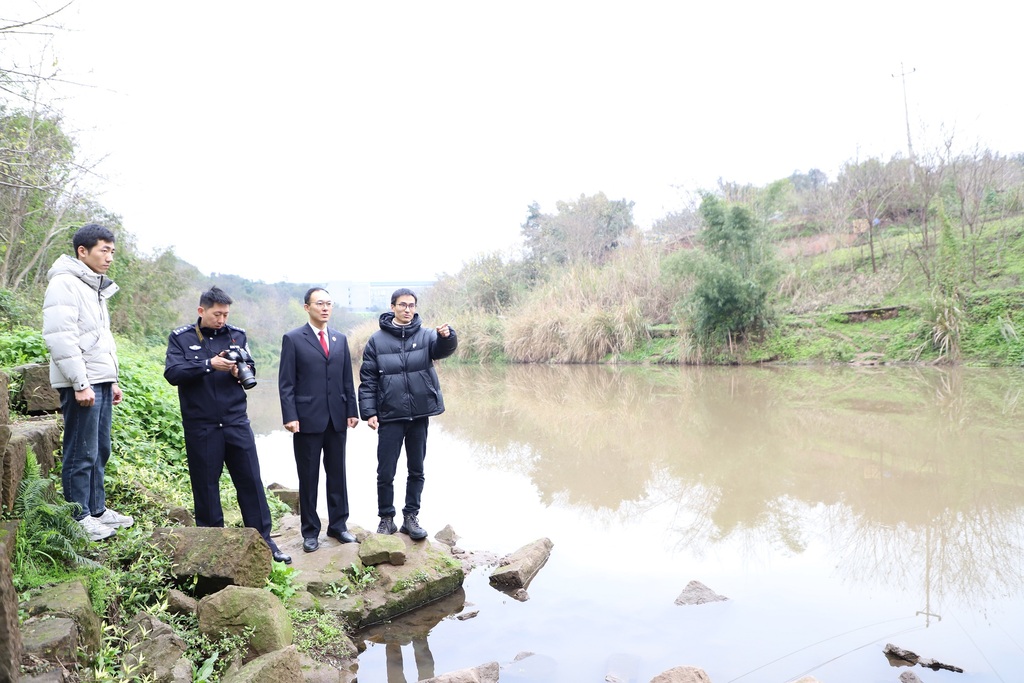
[253, 365, 1024, 682]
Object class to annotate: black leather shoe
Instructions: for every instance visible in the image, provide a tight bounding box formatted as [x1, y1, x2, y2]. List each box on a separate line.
[328, 530, 358, 544]
[302, 537, 319, 553]
[272, 550, 292, 564]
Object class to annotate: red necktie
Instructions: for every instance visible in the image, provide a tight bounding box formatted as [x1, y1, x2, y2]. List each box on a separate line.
[319, 330, 329, 357]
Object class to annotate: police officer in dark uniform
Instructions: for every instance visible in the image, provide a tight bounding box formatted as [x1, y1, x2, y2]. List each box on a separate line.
[164, 286, 291, 564]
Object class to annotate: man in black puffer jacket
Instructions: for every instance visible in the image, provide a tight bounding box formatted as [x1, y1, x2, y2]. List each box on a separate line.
[359, 287, 458, 540]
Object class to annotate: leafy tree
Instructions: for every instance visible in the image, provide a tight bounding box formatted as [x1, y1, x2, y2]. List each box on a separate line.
[663, 195, 779, 352]
[521, 192, 635, 268]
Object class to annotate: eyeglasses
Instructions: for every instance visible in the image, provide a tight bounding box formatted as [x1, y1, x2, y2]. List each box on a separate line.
[310, 300, 333, 308]
[394, 302, 417, 310]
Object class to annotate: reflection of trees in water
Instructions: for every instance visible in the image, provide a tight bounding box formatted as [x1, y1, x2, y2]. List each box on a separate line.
[438, 363, 1024, 602]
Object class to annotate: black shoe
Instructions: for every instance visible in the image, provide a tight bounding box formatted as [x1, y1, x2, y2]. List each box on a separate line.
[377, 517, 397, 535]
[400, 514, 428, 540]
[272, 550, 292, 564]
[302, 537, 319, 553]
[328, 530, 358, 544]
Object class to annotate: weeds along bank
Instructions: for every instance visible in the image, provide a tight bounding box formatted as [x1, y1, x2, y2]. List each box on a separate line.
[2, 332, 292, 681]
[396, 214, 1024, 367]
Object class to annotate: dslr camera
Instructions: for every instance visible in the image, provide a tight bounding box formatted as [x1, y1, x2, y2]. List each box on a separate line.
[221, 345, 257, 390]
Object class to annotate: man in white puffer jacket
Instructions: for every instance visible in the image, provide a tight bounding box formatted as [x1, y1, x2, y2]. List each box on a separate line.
[42, 224, 134, 541]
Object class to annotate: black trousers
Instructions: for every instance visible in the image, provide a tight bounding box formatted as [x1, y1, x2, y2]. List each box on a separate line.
[183, 422, 279, 553]
[376, 417, 429, 518]
[293, 419, 349, 539]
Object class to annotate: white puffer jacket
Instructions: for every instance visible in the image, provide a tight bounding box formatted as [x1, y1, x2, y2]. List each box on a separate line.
[42, 254, 120, 391]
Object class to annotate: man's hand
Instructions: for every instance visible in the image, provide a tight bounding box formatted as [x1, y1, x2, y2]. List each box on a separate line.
[347, 417, 359, 429]
[367, 416, 379, 431]
[436, 324, 451, 338]
[210, 355, 235, 372]
[112, 383, 124, 406]
[74, 386, 95, 407]
[284, 421, 300, 433]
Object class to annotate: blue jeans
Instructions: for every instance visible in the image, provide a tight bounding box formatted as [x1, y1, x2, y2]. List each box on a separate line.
[59, 383, 113, 520]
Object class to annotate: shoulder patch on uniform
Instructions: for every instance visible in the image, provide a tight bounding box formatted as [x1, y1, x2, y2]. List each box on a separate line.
[226, 323, 246, 333]
[172, 325, 192, 335]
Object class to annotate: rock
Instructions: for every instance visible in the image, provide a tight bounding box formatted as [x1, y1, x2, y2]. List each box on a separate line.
[434, 524, 460, 547]
[792, 677, 822, 683]
[298, 652, 358, 682]
[0, 371, 9, 425]
[899, 672, 924, 683]
[267, 484, 299, 514]
[919, 657, 963, 673]
[0, 542, 23, 683]
[167, 506, 195, 526]
[510, 588, 529, 602]
[124, 612, 192, 682]
[20, 616, 78, 664]
[0, 520, 18, 563]
[455, 610, 479, 621]
[605, 652, 640, 682]
[649, 666, 712, 683]
[25, 579, 102, 654]
[14, 364, 60, 414]
[883, 642, 919, 664]
[198, 585, 293, 658]
[153, 526, 271, 594]
[221, 645, 302, 682]
[673, 580, 728, 606]
[359, 533, 407, 566]
[21, 668, 69, 682]
[419, 661, 499, 683]
[0, 425, 7, 512]
[488, 538, 553, 590]
[166, 588, 198, 616]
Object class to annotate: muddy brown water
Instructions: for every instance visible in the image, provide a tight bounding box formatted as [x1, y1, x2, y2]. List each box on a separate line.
[249, 364, 1024, 682]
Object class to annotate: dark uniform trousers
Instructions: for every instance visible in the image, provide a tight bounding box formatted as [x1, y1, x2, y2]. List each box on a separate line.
[184, 422, 275, 543]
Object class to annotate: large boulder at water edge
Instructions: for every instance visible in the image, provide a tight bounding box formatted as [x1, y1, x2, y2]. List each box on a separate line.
[197, 585, 292, 658]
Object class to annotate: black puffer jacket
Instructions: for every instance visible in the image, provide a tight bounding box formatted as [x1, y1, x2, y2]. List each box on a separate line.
[358, 312, 458, 423]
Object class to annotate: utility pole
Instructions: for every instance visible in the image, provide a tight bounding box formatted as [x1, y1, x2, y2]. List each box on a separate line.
[893, 63, 916, 183]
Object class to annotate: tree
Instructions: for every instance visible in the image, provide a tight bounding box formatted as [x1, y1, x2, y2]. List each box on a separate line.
[0, 108, 94, 291]
[663, 194, 779, 352]
[836, 157, 902, 273]
[521, 192, 635, 268]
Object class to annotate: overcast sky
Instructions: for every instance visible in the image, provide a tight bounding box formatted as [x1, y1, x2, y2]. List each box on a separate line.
[5, 1, 1023, 284]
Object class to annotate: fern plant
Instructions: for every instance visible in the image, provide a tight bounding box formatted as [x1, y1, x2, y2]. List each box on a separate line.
[12, 449, 99, 571]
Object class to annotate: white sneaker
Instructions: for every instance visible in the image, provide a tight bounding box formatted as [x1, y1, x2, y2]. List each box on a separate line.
[79, 515, 117, 541]
[95, 508, 135, 529]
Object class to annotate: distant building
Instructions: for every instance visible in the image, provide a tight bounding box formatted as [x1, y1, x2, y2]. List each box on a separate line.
[325, 280, 434, 312]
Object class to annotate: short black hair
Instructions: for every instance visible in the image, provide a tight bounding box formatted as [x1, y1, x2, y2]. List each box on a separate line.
[73, 224, 116, 253]
[200, 286, 233, 308]
[391, 288, 417, 305]
[304, 287, 329, 305]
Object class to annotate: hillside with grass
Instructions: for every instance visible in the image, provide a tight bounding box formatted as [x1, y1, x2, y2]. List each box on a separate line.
[420, 154, 1024, 367]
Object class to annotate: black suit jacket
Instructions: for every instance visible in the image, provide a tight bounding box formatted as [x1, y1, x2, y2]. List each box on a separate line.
[278, 325, 358, 432]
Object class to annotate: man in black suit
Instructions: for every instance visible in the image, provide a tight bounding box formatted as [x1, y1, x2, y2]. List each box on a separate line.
[278, 287, 360, 552]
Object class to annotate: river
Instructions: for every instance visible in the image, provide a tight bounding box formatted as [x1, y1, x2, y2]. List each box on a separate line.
[246, 364, 1024, 682]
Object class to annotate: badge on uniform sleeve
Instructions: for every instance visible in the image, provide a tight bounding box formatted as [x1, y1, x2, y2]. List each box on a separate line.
[189, 345, 202, 350]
